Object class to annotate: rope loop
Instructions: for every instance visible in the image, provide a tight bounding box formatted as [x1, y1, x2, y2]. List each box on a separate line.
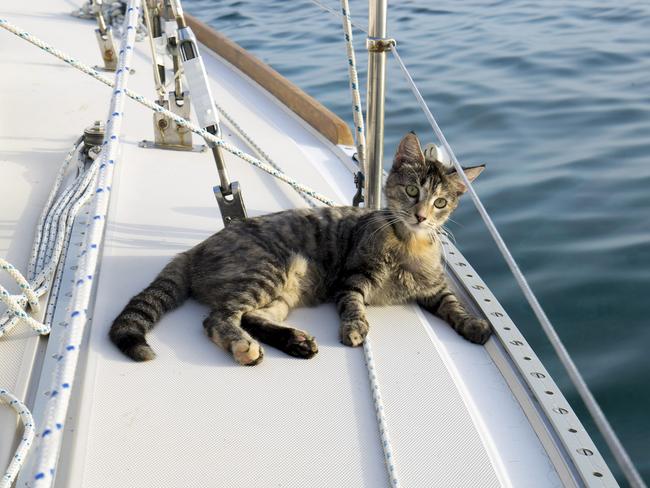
[0, 389, 36, 488]
[0, 258, 48, 337]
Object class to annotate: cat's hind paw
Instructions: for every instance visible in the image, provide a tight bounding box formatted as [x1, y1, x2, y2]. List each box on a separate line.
[286, 332, 319, 359]
[231, 338, 264, 366]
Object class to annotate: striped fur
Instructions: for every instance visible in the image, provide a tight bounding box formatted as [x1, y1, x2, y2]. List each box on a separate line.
[109, 133, 490, 365]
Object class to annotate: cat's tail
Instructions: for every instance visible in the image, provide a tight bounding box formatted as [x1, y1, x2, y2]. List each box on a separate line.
[109, 252, 191, 361]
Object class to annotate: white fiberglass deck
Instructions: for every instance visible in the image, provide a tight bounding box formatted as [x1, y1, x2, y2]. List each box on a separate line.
[1, 2, 567, 487]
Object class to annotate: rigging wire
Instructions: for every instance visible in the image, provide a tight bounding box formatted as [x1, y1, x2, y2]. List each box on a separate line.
[0, 18, 337, 208]
[308, 0, 368, 33]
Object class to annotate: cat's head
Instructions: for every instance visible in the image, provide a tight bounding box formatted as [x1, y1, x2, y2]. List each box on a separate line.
[385, 132, 484, 236]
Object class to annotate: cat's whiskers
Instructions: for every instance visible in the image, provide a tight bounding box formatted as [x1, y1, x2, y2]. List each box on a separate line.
[369, 217, 404, 241]
[445, 216, 462, 227]
[357, 210, 397, 233]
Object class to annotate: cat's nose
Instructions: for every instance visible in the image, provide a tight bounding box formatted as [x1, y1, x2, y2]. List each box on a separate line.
[416, 214, 427, 223]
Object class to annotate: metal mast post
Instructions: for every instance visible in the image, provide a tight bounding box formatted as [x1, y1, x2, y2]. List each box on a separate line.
[365, 0, 393, 209]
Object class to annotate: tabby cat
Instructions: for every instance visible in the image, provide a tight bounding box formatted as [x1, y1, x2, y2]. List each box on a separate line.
[109, 132, 491, 366]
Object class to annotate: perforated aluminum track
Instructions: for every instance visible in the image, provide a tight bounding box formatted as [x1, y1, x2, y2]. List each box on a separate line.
[440, 236, 618, 487]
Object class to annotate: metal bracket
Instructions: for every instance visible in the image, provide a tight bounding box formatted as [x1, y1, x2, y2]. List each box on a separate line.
[352, 171, 365, 207]
[139, 91, 206, 151]
[366, 37, 396, 53]
[94, 27, 118, 70]
[91, 0, 118, 70]
[214, 182, 247, 225]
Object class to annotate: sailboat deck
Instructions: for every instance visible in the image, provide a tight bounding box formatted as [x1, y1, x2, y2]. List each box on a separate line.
[0, 1, 607, 486]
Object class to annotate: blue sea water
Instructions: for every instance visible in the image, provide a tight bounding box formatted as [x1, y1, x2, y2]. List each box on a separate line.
[185, 0, 650, 483]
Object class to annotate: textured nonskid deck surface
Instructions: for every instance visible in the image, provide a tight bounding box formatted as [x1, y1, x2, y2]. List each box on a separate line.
[3, 2, 564, 487]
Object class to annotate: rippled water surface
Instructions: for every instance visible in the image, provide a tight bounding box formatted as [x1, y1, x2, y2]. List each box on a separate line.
[185, 0, 650, 482]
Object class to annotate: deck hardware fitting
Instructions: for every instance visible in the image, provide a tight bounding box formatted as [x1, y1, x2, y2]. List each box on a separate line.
[139, 93, 205, 151]
[91, 0, 118, 71]
[214, 181, 247, 226]
[141, 1, 200, 151]
[352, 171, 365, 206]
[176, 8, 247, 223]
[366, 37, 396, 53]
[82, 120, 106, 148]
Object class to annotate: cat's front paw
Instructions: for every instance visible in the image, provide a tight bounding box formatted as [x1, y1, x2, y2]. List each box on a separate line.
[340, 319, 369, 347]
[457, 317, 492, 345]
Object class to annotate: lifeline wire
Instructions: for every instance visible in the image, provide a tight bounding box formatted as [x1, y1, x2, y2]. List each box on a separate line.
[308, 0, 368, 34]
[29, 2, 141, 485]
[0, 17, 336, 208]
[391, 45, 646, 488]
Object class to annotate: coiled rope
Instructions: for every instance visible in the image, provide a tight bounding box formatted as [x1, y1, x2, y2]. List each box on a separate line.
[0, 138, 98, 338]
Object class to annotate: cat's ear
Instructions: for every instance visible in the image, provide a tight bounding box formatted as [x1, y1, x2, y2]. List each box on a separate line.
[393, 131, 424, 169]
[447, 165, 485, 193]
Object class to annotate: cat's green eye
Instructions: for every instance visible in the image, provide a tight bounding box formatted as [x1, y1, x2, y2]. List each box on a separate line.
[405, 185, 419, 198]
[434, 197, 447, 209]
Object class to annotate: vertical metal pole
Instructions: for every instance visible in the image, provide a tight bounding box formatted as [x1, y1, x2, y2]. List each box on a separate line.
[365, 0, 388, 209]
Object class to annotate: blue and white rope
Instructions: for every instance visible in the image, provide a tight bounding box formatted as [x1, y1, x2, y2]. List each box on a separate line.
[340, 0, 366, 176]
[0, 389, 35, 488]
[0, 132, 99, 488]
[29, 2, 140, 485]
[0, 17, 337, 208]
[337, 3, 399, 485]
